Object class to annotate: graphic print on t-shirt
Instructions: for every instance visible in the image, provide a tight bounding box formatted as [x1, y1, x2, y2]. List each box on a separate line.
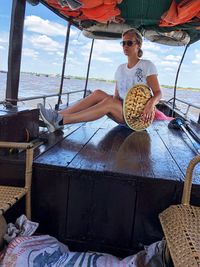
[135, 68, 143, 82]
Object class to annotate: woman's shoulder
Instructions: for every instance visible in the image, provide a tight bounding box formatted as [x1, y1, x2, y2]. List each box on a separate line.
[139, 59, 157, 74]
[139, 59, 154, 66]
[118, 63, 127, 68]
[115, 63, 126, 72]
[139, 59, 157, 70]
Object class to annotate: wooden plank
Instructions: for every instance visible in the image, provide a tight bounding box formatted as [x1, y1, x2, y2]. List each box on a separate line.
[0, 160, 24, 186]
[112, 128, 182, 180]
[34, 122, 85, 158]
[69, 121, 183, 180]
[65, 173, 93, 241]
[133, 179, 180, 247]
[145, 124, 184, 180]
[65, 171, 136, 251]
[34, 117, 107, 167]
[32, 166, 69, 238]
[153, 121, 200, 183]
[35, 126, 97, 167]
[112, 130, 153, 177]
[68, 125, 142, 174]
[89, 175, 136, 248]
[99, 118, 119, 129]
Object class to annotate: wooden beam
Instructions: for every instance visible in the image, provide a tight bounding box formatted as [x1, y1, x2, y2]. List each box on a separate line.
[6, 0, 26, 105]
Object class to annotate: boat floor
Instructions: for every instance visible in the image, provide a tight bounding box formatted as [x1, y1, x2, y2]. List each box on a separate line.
[35, 117, 199, 182]
[1, 117, 200, 256]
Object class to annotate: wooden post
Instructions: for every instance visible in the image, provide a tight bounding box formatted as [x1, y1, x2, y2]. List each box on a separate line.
[6, 0, 26, 105]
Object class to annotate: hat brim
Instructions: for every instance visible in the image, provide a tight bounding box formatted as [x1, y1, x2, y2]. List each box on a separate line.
[123, 84, 155, 131]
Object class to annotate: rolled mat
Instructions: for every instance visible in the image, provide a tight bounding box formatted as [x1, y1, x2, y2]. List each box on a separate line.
[123, 84, 155, 131]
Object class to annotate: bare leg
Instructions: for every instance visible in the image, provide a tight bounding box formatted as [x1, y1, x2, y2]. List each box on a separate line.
[62, 96, 125, 124]
[59, 89, 110, 115]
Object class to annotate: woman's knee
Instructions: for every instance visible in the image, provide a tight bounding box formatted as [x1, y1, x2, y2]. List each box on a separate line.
[103, 97, 124, 122]
[103, 96, 119, 109]
[92, 89, 108, 99]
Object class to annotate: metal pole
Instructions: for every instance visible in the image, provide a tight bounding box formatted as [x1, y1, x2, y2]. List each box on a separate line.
[83, 39, 94, 98]
[55, 22, 71, 110]
[172, 44, 189, 117]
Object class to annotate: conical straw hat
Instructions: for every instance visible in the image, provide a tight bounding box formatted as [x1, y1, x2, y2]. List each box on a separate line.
[123, 84, 155, 131]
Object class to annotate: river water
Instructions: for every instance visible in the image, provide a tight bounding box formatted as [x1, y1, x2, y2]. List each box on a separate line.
[0, 72, 199, 121]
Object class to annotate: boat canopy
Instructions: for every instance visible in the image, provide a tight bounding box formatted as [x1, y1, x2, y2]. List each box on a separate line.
[37, 0, 200, 45]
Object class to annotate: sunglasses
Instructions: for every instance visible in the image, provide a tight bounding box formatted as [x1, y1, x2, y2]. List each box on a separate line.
[120, 40, 137, 47]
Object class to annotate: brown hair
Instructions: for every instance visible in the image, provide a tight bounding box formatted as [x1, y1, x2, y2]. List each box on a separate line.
[122, 28, 143, 58]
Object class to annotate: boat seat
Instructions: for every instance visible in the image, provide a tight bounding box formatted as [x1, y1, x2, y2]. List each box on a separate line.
[0, 141, 35, 220]
[159, 155, 200, 267]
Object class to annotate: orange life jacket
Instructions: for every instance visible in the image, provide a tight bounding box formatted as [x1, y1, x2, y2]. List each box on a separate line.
[46, 0, 87, 19]
[45, 0, 122, 23]
[80, 0, 103, 9]
[80, 0, 121, 9]
[159, 0, 200, 27]
[81, 3, 121, 23]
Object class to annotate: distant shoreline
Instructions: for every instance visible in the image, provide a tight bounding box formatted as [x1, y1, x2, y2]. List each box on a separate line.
[1, 70, 200, 91]
[160, 84, 200, 92]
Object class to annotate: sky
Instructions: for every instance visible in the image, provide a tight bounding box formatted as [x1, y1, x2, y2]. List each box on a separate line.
[1, 0, 200, 88]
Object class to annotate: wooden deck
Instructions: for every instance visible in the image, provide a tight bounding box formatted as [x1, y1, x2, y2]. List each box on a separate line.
[1, 117, 200, 256]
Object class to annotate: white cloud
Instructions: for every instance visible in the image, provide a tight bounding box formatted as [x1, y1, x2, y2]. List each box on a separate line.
[164, 55, 181, 61]
[181, 68, 191, 73]
[79, 39, 121, 64]
[0, 37, 7, 44]
[52, 62, 61, 66]
[143, 41, 163, 52]
[192, 51, 200, 64]
[71, 39, 84, 46]
[163, 67, 175, 72]
[57, 51, 64, 56]
[24, 15, 77, 37]
[143, 50, 161, 64]
[94, 39, 121, 53]
[0, 32, 9, 53]
[93, 56, 113, 63]
[67, 58, 85, 67]
[29, 34, 62, 52]
[22, 48, 39, 59]
[160, 60, 179, 67]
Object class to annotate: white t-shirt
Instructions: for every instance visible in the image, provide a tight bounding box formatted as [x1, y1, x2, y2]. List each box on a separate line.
[114, 59, 158, 99]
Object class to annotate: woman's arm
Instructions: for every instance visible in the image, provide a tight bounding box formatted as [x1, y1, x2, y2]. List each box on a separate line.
[142, 74, 162, 122]
[114, 84, 120, 99]
[147, 74, 162, 105]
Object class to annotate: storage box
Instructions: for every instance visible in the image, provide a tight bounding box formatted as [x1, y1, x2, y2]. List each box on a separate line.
[0, 108, 39, 142]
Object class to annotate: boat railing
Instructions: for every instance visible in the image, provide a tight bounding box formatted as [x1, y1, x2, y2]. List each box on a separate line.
[166, 97, 200, 122]
[0, 89, 89, 108]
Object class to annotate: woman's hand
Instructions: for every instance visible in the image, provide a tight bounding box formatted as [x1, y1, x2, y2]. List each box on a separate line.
[141, 75, 162, 123]
[141, 99, 155, 123]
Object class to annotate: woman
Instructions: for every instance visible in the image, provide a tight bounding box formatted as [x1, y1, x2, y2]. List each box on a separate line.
[38, 28, 162, 133]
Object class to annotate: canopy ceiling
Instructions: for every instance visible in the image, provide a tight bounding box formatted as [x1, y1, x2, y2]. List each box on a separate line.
[39, 0, 200, 44]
